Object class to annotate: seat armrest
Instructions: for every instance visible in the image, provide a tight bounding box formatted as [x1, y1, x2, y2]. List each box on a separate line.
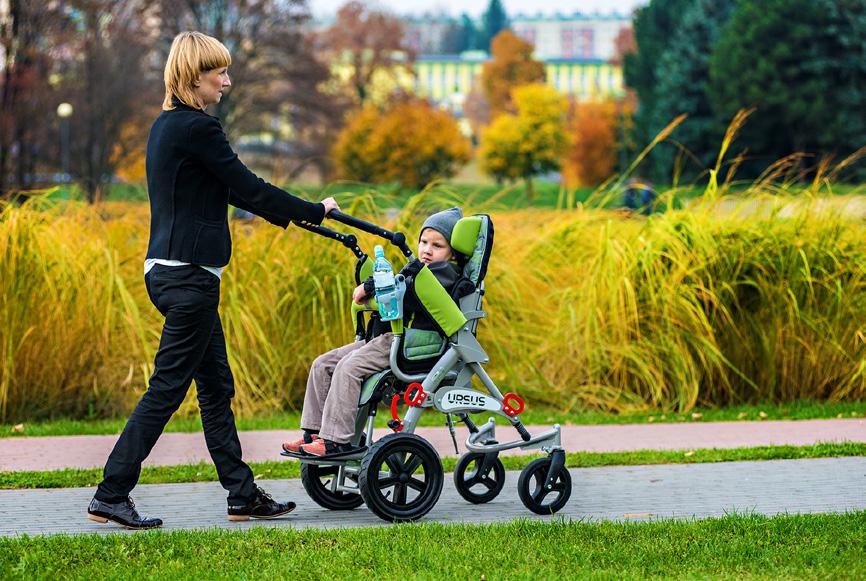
[462, 310, 486, 321]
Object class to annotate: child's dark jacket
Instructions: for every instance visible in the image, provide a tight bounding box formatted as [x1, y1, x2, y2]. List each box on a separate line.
[363, 260, 471, 338]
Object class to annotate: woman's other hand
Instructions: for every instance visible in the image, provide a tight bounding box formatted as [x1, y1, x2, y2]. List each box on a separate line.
[352, 284, 369, 305]
[321, 197, 340, 216]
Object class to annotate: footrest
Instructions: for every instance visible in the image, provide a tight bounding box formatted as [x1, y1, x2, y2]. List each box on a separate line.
[280, 446, 368, 460]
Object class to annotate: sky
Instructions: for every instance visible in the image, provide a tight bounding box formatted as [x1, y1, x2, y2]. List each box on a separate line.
[310, 0, 647, 19]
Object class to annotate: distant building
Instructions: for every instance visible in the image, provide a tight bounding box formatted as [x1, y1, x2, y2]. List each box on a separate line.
[401, 10, 631, 61]
[511, 11, 630, 61]
[403, 14, 454, 55]
[414, 53, 624, 112]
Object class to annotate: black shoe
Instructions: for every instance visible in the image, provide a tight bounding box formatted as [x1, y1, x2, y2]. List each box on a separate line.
[227, 485, 296, 521]
[87, 497, 163, 530]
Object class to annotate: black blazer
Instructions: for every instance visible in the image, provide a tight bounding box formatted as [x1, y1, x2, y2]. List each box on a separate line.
[144, 100, 325, 266]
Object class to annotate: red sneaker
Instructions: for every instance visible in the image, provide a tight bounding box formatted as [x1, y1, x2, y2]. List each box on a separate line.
[298, 439, 330, 456]
[299, 439, 363, 457]
[281, 432, 319, 454]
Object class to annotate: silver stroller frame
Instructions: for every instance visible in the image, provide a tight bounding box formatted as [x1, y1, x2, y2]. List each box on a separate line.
[288, 211, 571, 522]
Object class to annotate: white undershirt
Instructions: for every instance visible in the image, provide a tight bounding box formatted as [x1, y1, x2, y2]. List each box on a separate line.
[144, 258, 223, 280]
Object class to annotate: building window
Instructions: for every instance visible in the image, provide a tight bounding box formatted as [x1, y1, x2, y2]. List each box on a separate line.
[578, 28, 594, 59]
[561, 27, 574, 58]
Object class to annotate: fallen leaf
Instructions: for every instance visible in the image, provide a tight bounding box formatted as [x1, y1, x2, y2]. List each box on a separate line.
[684, 450, 695, 457]
[852, 411, 858, 417]
[691, 413, 702, 420]
[11, 424, 24, 433]
[254, 474, 263, 480]
[837, 413, 844, 418]
[737, 412, 748, 419]
[624, 513, 655, 518]
[660, 414, 667, 420]
[758, 411, 768, 419]
[647, 416, 655, 423]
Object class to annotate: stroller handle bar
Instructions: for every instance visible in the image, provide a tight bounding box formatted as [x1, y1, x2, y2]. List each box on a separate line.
[292, 210, 412, 257]
[292, 220, 365, 258]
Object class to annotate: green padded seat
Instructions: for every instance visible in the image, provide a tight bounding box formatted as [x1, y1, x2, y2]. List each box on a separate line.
[359, 369, 391, 406]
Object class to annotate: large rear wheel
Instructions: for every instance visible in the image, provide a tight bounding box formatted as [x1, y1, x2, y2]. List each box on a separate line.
[358, 433, 443, 522]
[300, 463, 365, 511]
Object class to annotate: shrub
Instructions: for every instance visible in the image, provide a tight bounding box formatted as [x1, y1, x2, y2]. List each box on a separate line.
[332, 101, 471, 189]
[562, 99, 622, 188]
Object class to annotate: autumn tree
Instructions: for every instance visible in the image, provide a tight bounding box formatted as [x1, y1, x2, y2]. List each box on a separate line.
[480, 30, 545, 117]
[332, 100, 471, 189]
[319, 1, 415, 107]
[331, 108, 380, 183]
[0, 1, 69, 196]
[479, 84, 569, 200]
[611, 26, 635, 67]
[562, 100, 624, 188]
[65, 0, 158, 202]
[159, 0, 348, 181]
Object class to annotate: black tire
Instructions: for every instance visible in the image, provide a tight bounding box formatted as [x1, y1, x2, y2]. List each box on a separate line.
[359, 433, 444, 522]
[300, 463, 365, 511]
[517, 457, 572, 515]
[453, 452, 506, 504]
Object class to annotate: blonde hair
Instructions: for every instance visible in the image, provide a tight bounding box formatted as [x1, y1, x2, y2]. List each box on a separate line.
[163, 31, 232, 111]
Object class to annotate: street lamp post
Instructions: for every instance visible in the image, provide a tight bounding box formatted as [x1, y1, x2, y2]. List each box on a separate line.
[56, 102, 73, 181]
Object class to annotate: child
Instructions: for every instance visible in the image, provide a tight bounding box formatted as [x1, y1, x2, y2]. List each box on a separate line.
[283, 207, 466, 456]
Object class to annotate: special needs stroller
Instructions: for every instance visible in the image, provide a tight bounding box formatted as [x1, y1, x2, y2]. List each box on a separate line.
[283, 211, 571, 523]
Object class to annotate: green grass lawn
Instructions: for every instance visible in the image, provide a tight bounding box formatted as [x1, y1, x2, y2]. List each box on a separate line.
[4, 399, 863, 438]
[1, 513, 863, 579]
[3, 442, 862, 490]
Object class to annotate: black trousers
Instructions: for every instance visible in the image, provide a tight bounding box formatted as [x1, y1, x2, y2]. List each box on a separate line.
[95, 264, 256, 505]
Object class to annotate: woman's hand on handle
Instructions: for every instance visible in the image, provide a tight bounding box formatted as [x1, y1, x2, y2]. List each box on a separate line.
[321, 197, 340, 216]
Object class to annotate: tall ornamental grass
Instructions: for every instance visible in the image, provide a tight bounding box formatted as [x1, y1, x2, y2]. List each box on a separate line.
[1, 190, 864, 421]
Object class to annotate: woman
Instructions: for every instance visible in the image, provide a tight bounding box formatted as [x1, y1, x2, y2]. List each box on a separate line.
[86, 31, 339, 530]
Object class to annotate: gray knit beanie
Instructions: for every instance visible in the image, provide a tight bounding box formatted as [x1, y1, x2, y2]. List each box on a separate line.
[419, 207, 463, 242]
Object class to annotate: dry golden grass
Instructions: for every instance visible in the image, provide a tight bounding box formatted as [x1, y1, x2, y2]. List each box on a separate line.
[1, 187, 865, 421]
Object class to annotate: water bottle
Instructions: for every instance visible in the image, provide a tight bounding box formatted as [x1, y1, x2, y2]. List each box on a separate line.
[372, 245, 404, 320]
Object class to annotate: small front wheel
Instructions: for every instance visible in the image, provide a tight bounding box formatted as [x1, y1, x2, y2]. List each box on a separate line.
[453, 452, 505, 504]
[517, 457, 572, 515]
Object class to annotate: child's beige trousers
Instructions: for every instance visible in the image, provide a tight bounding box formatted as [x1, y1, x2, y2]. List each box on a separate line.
[300, 333, 393, 444]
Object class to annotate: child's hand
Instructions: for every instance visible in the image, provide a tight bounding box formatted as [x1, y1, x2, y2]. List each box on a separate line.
[352, 284, 369, 305]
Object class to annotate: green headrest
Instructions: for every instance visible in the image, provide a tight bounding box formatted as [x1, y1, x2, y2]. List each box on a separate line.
[451, 217, 482, 257]
[451, 215, 493, 286]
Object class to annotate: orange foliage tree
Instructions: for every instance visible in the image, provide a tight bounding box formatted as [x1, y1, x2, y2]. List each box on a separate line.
[562, 100, 627, 188]
[480, 30, 545, 117]
[332, 100, 471, 189]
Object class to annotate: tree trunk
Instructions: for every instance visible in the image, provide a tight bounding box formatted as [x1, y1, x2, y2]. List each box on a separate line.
[525, 175, 535, 203]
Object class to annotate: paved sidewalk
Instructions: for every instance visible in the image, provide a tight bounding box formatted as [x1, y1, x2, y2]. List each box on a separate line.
[1, 457, 863, 537]
[1, 419, 863, 472]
